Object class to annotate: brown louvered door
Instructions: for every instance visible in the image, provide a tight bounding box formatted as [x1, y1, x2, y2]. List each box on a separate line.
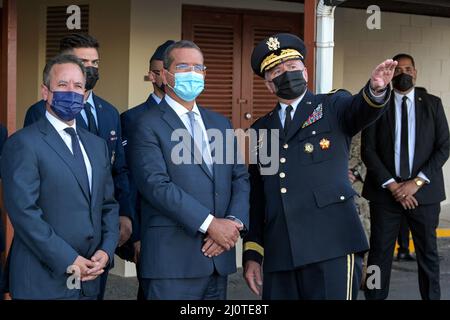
[182, 8, 242, 127]
[183, 6, 303, 129]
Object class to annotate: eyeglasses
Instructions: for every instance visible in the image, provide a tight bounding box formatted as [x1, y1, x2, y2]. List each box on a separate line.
[175, 63, 207, 73]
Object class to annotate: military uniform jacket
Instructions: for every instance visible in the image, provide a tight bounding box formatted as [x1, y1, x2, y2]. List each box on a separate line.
[243, 82, 390, 273]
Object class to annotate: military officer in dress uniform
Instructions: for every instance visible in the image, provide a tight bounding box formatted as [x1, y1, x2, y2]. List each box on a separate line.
[243, 33, 397, 300]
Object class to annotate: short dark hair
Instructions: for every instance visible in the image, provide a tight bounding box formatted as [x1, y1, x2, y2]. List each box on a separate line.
[392, 53, 415, 67]
[163, 40, 203, 70]
[59, 33, 100, 54]
[43, 54, 86, 88]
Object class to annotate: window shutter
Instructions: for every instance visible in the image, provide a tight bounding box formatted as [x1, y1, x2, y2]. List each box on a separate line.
[46, 5, 89, 61]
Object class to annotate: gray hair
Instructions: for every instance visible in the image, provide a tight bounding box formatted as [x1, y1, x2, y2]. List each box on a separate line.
[43, 54, 86, 88]
[163, 40, 203, 70]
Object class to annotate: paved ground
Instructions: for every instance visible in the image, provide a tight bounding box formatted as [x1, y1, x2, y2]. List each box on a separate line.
[105, 237, 450, 300]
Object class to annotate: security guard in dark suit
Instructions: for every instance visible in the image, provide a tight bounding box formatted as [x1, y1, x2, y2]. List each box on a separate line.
[22, 34, 134, 299]
[0, 123, 7, 296]
[119, 40, 174, 300]
[243, 33, 397, 300]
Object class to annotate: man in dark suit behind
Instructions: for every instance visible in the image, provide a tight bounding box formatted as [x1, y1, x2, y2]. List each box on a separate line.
[23, 34, 133, 299]
[1, 55, 119, 300]
[362, 53, 450, 300]
[119, 40, 174, 300]
[129, 40, 249, 300]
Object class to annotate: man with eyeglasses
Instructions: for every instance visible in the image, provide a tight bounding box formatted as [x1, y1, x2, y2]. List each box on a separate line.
[128, 40, 249, 300]
[243, 33, 397, 300]
[119, 40, 174, 300]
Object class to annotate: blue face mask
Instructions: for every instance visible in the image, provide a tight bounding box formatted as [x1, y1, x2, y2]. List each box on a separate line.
[48, 90, 85, 121]
[168, 71, 204, 102]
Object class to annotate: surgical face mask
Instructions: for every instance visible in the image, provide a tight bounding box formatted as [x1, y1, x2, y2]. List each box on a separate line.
[392, 73, 414, 92]
[271, 70, 307, 100]
[85, 66, 99, 91]
[168, 71, 204, 102]
[48, 90, 84, 121]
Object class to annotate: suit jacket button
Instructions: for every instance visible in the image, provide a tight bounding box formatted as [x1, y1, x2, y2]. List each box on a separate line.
[312, 131, 316, 135]
[340, 196, 345, 201]
[279, 172, 286, 178]
[87, 235, 94, 241]
[280, 158, 286, 164]
[283, 144, 289, 149]
[281, 188, 287, 194]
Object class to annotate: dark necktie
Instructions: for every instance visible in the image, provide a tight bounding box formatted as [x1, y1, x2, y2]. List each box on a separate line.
[64, 127, 90, 194]
[284, 105, 293, 135]
[187, 111, 213, 175]
[399, 96, 410, 180]
[84, 102, 98, 135]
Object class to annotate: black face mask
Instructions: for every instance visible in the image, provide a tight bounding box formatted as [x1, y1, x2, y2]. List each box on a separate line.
[392, 73, 414, 92]
[272, 70, 307, 100]
[85, 66, 99, 91]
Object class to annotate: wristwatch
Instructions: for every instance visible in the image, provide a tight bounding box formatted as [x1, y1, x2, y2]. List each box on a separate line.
[414, 177, 424, 187]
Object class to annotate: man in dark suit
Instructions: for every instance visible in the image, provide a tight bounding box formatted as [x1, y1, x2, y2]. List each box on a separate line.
[362, 53, 450, 300]
[119, 40, 174, 300]
[23, 34, 133, 299]
[129, 40, 249, 300]
[0, 54, 119, 300]
[243, 33, 396, 300]
[0, 123, 7, 295]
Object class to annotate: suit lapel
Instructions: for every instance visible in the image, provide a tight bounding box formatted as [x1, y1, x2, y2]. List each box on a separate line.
[39, 119, 90, 202]
[285, 91, 315, 142]
[263, 104, 285, 141]
[198, 107, 217, 181]
[386, 95, 396, 146]
[93, 94, 104, 136]
[77, 129, 98, 217]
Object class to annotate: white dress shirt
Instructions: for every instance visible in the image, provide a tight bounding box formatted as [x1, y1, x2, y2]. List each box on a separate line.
[382, 89, 429, 187]
[46, 111, 93, 191]
[278, 91, 306, 127]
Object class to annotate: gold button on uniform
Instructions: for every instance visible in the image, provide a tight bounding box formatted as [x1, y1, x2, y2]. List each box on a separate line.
[280, 172, 286, 178]
[283, 144, 289, 149]
[281, 188, 287, 194]
[340, 196, 345, 201]
[280, 158, 286, 163]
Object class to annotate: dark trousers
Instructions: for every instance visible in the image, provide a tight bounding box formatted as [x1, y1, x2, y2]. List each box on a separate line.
[263, 254, 363, 300]
[141, 272, 227, 300]
[365, 202, 441, 300]
[397, 216, 411, 254]
[136, 261, 145, 300]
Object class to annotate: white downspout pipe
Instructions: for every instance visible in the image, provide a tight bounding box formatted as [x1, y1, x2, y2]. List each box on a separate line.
[315, 0, 336, 94]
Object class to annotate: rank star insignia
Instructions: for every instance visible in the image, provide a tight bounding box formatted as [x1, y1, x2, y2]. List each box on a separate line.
[304, 143, 314, 153]
[266, 37, 280, 51]
[320, 138, 331, 150]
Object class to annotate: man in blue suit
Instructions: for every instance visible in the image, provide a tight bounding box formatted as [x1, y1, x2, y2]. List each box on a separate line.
[129, 40, 249, 300]
[243, 33, 397, 300]
[23, 34, 133, 299]
[0, 123, 7, 296]
[1, 54, 119, 300]
[119, 40, 174, 300]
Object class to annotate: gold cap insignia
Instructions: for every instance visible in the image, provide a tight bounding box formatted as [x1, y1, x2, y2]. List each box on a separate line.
[266, 37, 280, 51]
[320, 138, 331, 150]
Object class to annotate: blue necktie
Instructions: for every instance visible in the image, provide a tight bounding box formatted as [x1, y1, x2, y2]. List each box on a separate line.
[187, 111, 213, 175]
[64, 127, 90, 194]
